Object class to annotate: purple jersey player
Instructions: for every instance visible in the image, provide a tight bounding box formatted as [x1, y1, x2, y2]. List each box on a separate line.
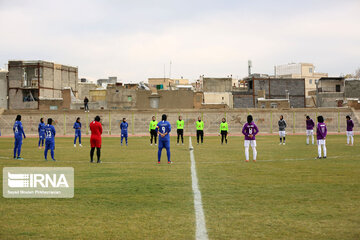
[316, 116, 327, 159]
[346, 115, 354, 146]
[306, 116, 315, 145]
[242, 115, 259, 162]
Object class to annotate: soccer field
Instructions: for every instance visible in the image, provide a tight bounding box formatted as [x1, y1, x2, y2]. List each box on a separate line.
[0, 135, 359, 240]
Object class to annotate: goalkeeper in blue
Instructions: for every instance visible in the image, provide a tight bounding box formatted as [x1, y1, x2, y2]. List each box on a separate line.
[157, 114, 171, 164]
[120, 118, 128, 146]
[38, 118, 45, 149]
[73, 117, 82, 147]
[13, 115, 26, 159]
[44, 118, 56, 161]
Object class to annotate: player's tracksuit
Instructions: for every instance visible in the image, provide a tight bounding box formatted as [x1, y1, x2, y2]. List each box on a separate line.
[90, 120, 103, 163]
[73, 121, 82, 145]
[196, 120, 204, 144]
[346, 119, 354, 145]
[220, 122, 228, 144]
[13, 121, 26, 159]
[176, 120, 184, 144]
[306, 119, 315, 145]
[44, 124, 56, 161]
[157, 120, 171, 163]
[242, 122, 259, 161]
[38, 122, 45, 147]
[149, 120, 158, 144]
[278, 119, 287, 143]
[120, 121, 128, 145]
[316, 122, 327, 158]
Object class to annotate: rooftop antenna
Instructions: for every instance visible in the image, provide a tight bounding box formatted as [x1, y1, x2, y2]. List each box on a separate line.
[248, 60, 252, 77]
[169, 61, 172, 79]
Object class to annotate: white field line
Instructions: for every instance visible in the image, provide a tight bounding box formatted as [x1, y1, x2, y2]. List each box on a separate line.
[189, 137, 209, 240]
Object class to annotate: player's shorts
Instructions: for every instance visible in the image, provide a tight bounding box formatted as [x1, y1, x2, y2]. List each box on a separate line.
[39, 133, 45, 139]
[90, 137, 101, 148]
[306, 130, 313, 136]
[121, 132, 128, 138]
[244, 140, 256, 147]
[45, 140, 55, 150]
[279, 131, 286, 137]
[158, 139, 170, 150]
[317, 139, 326, 145]
[346, 131, 354, 137]
[177, 129, 184, 135]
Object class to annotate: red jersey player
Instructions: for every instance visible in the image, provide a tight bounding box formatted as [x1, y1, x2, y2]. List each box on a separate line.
[89, 116, 103, 163]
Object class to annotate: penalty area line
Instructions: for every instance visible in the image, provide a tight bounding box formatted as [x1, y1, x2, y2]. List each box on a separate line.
[189, 137, 209, 240]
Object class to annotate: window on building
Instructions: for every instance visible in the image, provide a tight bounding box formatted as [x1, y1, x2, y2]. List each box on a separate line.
[34, 68, 42, 77]
[270, 103, 278, 108]
[309, 79, 312, 84]
[127, 95, 132, 102]
[222, 97, 224, 100]
[116, 90, 119, 93]
[309, 68, 313, 73]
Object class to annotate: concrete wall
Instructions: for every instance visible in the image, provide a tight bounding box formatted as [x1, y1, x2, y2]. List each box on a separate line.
[345, 80, 360, 98]
[77, 82, 98, 100]
[318, 92, 344, 107]
[0, 108, 357, 136]
[136, 90, 196, 109]
[254, 78, 305, 108]
[0, 71, 8, 109]
[106, 86, 137, 110]
[203, 92, 233, 108]
[202, 78, 232, 92]
[8, 61, 78, 110]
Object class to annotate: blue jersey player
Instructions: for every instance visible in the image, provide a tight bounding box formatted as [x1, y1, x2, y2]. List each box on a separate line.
[73, 117, 82, 147]
[157, 114, 171, 164]
[38, 118, 46, 149]
[120, 118, 128, 146]
[44, 118, 56, 161]
[13, 115, 26, 159]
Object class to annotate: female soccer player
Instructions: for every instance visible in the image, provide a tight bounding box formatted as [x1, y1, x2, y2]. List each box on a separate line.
[220, 118, 228, 144]
[149, 116, 158, 146]
[176, 115, 184, 145]
[316, 115, 327, 159]
[120, 118, 128, 146]
[90, 116, 102, 163]
[346, 115, 354, 146]
[196, 116, 204, 144]
[278, 115, 287, 145]
[44, 118, 56, 161]
[157, 114, 171, 164]
[73, 117, 82, 147]
[306, 116, 315, 145]
[13, 115, 26, 159]
[242, 115, 259, 162]
[38, 118, 45, 149]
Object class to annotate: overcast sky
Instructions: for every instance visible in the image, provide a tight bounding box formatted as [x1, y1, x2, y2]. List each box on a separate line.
[0, 0, 359, 83]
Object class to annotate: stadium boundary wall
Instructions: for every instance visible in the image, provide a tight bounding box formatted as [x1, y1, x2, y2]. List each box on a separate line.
[0, 108, 359, 136]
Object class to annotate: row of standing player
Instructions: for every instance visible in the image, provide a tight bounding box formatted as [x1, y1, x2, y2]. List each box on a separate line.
[12, 115, 102, 162]
[12, 114, 355, 162]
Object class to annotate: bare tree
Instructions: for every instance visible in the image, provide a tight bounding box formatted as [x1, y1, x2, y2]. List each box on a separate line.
[355, 68, 360, 78]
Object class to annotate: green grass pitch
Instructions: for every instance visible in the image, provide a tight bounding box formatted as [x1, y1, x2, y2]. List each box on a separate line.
[0, 135, 359, 239]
